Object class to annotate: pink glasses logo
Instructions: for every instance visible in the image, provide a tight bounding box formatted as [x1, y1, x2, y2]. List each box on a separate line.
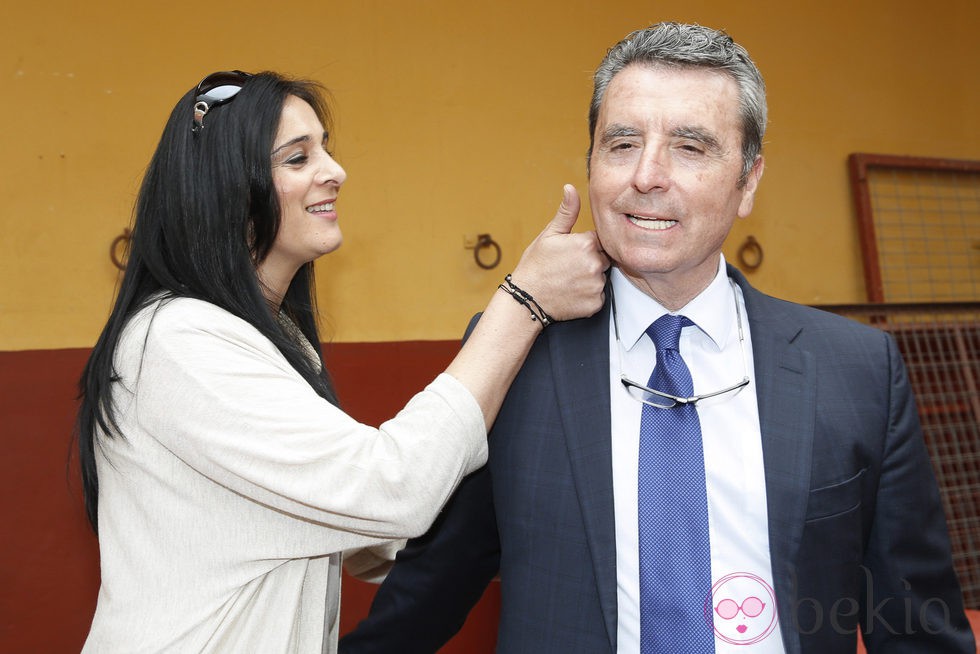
[705, 572, 779, 645]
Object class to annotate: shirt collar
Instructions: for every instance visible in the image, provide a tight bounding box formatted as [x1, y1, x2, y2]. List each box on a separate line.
[610, 255, 737, 353]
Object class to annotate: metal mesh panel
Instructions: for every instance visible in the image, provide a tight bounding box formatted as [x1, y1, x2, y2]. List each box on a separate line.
[846, 154, 979, 608]
[867, 167, 980, 302]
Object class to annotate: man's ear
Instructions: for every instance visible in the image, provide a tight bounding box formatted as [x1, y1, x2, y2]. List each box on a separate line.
[737, 155, 765, 219]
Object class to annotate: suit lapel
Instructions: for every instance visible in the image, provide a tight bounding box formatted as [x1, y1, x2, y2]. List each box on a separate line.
[731, 266, 815, 654]
[549, 299, 618, 652]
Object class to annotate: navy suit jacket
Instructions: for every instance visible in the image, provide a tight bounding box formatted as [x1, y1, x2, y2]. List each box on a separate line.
[341, 266, 974, 653]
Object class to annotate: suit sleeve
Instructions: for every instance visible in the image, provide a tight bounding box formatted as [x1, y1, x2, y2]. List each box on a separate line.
[861, 334, 976, 652]
[339, 465, 500, 653]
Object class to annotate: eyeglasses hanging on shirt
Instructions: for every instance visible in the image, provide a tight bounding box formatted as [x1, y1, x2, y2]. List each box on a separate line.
[613, 278, 751, 409]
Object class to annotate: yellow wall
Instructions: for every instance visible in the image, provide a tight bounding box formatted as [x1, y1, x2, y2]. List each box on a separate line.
[2, 0, 977, 349]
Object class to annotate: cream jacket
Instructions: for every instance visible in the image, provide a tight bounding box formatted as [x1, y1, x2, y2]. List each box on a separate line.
[83, 297, 486, 653]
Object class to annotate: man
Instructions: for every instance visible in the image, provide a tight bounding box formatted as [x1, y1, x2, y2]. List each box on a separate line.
[340, 23, 974, 653]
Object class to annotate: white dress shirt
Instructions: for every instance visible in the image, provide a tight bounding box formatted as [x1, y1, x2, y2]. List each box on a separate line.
[609, 256, 785, 653]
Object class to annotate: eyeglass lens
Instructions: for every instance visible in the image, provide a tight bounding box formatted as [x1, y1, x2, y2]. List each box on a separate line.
[197, 70, 250, 95]
[203, 84, 245, 101]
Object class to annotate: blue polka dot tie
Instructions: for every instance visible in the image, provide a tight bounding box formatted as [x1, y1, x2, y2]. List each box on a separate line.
[639, 314, 714, 653]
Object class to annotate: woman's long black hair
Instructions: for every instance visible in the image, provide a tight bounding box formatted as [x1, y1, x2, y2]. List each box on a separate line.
[75, 72, 339, 531]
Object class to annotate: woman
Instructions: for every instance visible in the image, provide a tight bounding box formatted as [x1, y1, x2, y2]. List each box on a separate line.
[76, 70, 607, 652]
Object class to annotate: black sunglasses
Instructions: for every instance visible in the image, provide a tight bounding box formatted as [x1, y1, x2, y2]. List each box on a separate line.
[192, 70, 252, 134]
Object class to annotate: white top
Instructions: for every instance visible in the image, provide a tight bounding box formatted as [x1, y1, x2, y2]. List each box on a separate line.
[609, 258, 785, 653]
[83, 297, 487, 653]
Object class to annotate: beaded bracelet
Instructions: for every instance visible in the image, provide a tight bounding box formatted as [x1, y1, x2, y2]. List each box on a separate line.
[498, 274, 554, 328]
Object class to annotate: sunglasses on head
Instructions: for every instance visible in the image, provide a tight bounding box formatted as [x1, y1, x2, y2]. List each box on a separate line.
[192, 70, 252, 134]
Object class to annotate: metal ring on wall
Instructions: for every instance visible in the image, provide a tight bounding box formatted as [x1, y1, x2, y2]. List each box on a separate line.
[110, 228, 131, 271]
[474, 234, 502, 270]
[737, 235, 763, 271]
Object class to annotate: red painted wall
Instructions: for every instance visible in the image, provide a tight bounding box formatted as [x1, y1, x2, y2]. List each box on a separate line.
[0, 343, 499, 652]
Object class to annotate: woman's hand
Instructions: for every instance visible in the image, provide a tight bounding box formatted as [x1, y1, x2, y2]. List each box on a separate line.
[446, 184, 609, 428]
[507, 185, 610, 323]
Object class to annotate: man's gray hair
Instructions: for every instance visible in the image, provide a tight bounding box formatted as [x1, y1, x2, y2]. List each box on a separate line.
[588, 22, 767, 182]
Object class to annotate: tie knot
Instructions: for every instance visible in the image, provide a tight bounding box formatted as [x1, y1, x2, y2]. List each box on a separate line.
[646, 314, 692, 351]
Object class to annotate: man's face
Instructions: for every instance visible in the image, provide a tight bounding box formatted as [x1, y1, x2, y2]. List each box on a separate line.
[588, 64, 763, 304]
